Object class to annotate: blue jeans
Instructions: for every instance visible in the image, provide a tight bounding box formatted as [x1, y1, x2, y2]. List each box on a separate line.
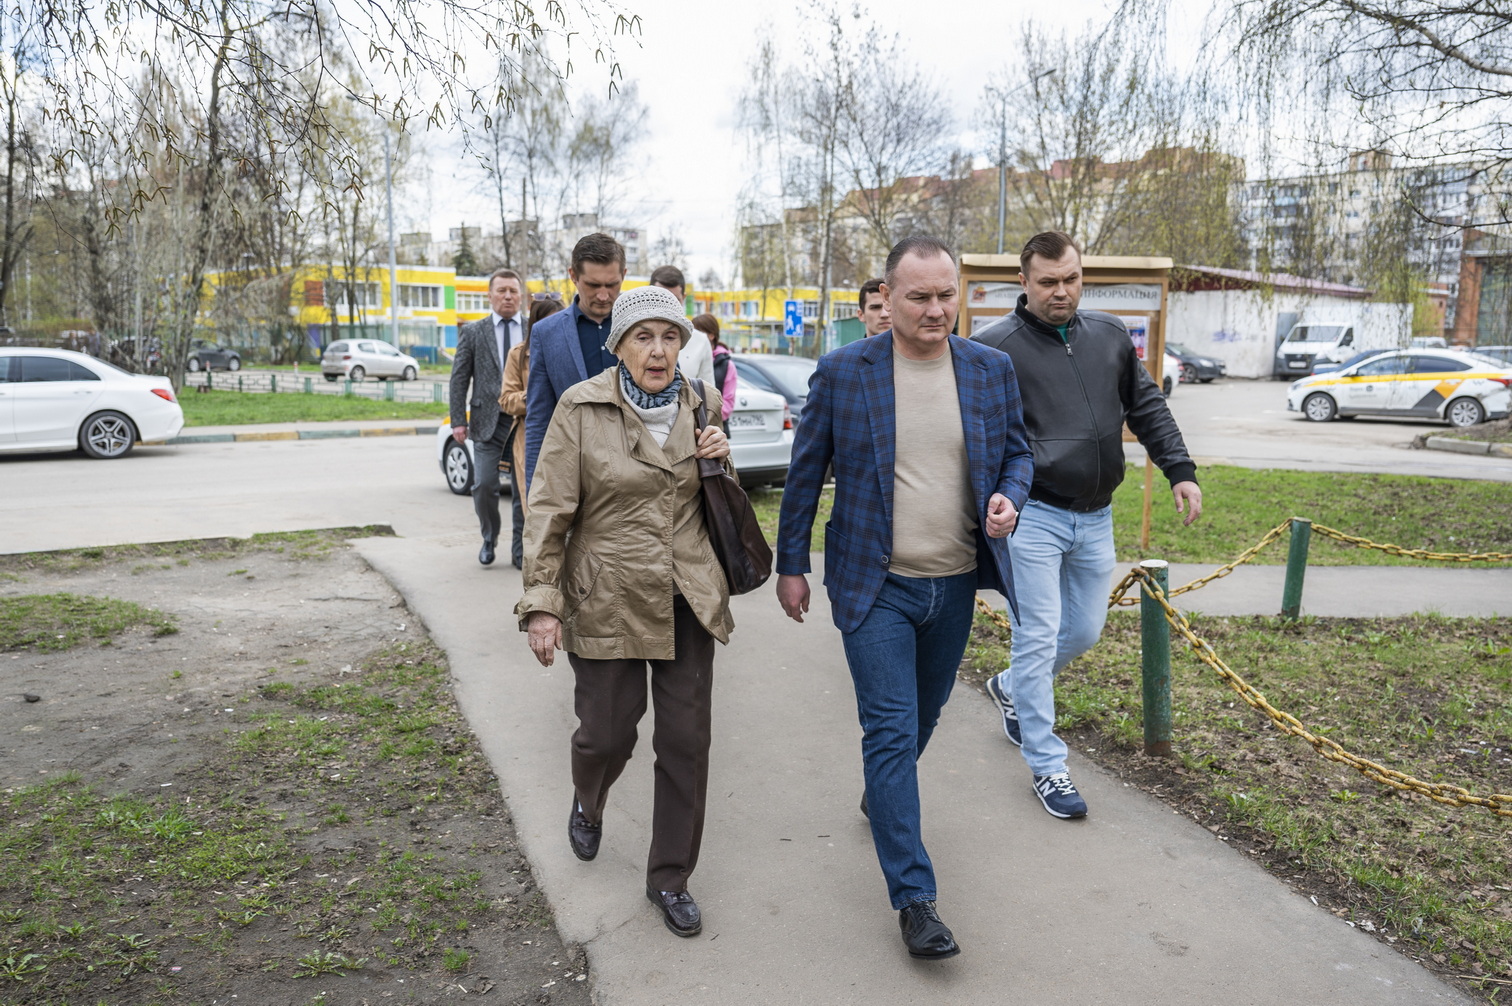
[1003, 499, 1117, 777]
[841, 570, 977, 910]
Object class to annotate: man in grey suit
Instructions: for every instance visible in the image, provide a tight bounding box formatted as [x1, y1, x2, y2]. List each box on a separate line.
[450, 267, 527, 567]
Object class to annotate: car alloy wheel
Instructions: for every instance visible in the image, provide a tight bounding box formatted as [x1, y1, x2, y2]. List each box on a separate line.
[348, 366, 366, 382]
[402, 366, 417, 381]
[228, 357, 241, 371]
[444, 441, 473, 495]
[1180, 363, 1197, 384]
[79, 411, 137, 459]
[187, 357, 201, 372]
[1302, 392, 1337, 422]
[1446, 397, 1486, 428]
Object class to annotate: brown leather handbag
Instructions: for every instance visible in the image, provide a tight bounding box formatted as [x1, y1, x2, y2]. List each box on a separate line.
[693, 381, 773, 595]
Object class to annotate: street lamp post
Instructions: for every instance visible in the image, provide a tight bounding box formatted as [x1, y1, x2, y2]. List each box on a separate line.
[996, 69, 1056, 255]
[347, 97, 401, 347]
[382, 129, 399, 349]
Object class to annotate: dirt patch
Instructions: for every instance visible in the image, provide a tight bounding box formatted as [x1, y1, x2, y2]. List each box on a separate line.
[1411, 417, 1512, 447]
[0, 537, 591, 1005]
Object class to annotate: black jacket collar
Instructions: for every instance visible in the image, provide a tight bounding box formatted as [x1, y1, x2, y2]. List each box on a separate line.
[1013, 293, 1076, 339]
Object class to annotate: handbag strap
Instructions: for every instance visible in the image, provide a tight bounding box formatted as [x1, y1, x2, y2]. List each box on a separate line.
[691, 379, 723, 478]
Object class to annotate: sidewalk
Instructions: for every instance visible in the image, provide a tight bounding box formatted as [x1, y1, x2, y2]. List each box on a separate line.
[164, 418, 442, 444]
[356, 535, 1486, 1005]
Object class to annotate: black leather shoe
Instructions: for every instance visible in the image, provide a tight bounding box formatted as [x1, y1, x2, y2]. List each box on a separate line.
[479, 540, 496, 566]
[646, 886, 702, 937]
[568, 800, 600, 861]
[860, 792, 869, 819]
[899, 900, 960, 959]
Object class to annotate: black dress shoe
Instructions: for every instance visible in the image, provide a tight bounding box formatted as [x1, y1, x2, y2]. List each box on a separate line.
[899, 900, 960, 960]
[568, 800, 600, 861]
[479, 540, 496, 566]
[860, 792, 869, 819]
[646, 886, 702, 937]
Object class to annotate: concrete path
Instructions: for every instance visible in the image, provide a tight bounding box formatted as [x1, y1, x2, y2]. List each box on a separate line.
[356, 534, 1477, 1005]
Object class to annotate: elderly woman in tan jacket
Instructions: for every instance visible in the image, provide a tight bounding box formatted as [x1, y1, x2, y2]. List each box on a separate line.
[515, 285, 733, 939]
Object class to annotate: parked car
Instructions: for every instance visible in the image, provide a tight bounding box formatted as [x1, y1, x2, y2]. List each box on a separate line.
[730, 353, 818, 426]
[435, 385, 795, 493]
[1287, 349, 1512, 427]
[1164, 343, 1226, 384]
[186, 338, 242, 372]
[322, 340, 420, 382]
[1472, 345, 1512, 367]
[0, 347, 184, 458]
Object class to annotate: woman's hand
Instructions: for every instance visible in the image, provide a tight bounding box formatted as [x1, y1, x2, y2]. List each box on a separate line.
[695, 425, 730, 460]
[526, 612, 563, 667]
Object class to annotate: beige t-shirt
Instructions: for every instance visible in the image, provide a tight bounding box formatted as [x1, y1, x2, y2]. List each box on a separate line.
[889, 345, 978, 578]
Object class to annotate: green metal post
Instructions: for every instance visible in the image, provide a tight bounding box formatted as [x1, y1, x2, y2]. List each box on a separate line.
[1281, 518, 1313, 621]
[237, 375, 243, 392]
[1139, 558, 1173, 758]
[384, 380, 395, 402]
[304, 377, 312, 394]
[433, 382, 442, 404]
[270, 374, 278, 394]
[205, 371, 212, 390]
[344, 380, 353, 397]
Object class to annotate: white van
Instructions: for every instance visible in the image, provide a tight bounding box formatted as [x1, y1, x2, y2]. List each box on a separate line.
[1274, 319, 1400, 377]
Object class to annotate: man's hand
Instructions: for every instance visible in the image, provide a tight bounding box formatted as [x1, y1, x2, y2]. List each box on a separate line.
[526, 611, 563, 667]
[985, 493, 1018, 538]
[1173, 481, 1203, 526]
[452, 425, 468, 444]
[776, 574, 810, 623]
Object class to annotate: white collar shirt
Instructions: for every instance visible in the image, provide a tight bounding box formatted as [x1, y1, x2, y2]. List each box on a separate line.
[488, 310, 526, 365]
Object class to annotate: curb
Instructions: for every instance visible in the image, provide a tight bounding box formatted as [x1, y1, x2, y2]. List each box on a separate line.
[1423, 435, 1512, 457]
[160, 425, 440, 445]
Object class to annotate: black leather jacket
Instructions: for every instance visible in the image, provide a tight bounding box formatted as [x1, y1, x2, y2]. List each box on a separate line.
[972, 295, 1196, 511]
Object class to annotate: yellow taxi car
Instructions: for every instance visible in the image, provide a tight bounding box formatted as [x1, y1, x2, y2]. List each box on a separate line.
[1288, 349, 1512, 427]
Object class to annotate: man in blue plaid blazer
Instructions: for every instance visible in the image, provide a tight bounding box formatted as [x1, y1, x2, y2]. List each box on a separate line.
[776, 236, 1033, 961]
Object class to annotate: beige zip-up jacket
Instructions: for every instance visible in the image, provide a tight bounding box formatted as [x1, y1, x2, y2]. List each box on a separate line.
[515, 369, 735, 660]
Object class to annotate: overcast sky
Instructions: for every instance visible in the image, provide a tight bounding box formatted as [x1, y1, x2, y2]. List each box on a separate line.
[411, 0, 1175, 281]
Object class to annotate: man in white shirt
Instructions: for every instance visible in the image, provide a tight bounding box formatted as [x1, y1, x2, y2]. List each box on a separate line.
[449, 268, 526, 566]
[651, 265, 715, 388]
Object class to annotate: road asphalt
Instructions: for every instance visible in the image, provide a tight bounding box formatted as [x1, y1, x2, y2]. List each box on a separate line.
[356, 535, 1491, 1006]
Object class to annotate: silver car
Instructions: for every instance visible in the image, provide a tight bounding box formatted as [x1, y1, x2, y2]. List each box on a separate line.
[321, 340, 420, 382]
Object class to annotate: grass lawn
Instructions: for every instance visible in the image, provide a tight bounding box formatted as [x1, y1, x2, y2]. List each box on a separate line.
[961, 611, 1512, 1000]
[178, 390, 447, 427]
[0, 594, 177, 651]
[748, 463, 1512, 566]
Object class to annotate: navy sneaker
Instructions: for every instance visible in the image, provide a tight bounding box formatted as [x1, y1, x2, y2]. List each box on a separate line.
[985, 672, 1022, 747]
[1032, 772, 1088, 819]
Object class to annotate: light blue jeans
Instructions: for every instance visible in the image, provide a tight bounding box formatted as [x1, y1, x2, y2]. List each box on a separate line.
[1003, 499, 1117, 777]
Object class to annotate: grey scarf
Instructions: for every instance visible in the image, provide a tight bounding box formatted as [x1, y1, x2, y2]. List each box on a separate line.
[618, 363, 682, 410]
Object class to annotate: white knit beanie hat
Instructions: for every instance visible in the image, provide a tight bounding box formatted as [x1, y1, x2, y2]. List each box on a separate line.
[605, 286, 693, 354]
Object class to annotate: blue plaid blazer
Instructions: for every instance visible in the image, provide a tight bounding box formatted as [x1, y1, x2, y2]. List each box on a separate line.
[777, 333, 1034, 634]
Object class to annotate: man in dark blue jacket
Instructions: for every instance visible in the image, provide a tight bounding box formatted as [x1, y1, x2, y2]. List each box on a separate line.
[523, 233, 626, 492]
[777, 236, 1033, 961]
[972, 230, 1202, 821]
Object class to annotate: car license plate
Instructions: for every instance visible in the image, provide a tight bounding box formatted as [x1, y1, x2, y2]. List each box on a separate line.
[729, 414, 765, 429]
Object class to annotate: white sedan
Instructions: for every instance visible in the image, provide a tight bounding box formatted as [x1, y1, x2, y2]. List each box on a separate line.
[1288, 348, 1512, 427]
[0, 347, 184, 458]
[435, 385, 795, 494]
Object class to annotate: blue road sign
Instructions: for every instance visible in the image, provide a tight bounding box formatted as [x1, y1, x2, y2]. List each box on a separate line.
[784, 300, 804, 342]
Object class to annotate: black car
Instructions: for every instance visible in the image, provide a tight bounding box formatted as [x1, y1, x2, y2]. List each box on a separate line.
[1309, 348, 1391, 376]
[187, 338, 242, 372]
[730, 353, 817, 425]
[1164, 343, 1227, 383]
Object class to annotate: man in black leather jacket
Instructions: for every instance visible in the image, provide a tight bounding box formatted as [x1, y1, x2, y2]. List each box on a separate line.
[971, 231, 1202, 819]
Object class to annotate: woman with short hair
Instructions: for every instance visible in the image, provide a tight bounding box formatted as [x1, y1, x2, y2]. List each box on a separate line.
[516, 285, 734, 939]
